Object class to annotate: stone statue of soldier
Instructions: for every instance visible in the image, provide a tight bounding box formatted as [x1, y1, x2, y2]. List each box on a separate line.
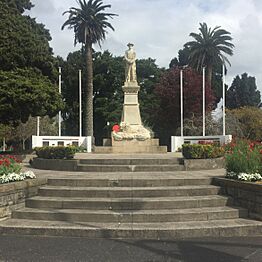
[124, 43, 137, 83]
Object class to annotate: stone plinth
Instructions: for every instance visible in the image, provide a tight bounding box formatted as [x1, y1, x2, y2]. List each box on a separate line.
[95, 138, 167, 153]
[121, 81, 141, 125]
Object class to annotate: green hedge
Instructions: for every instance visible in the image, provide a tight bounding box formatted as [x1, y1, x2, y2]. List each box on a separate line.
[182, 144, 224, 159]
[34, 146, 77, 159]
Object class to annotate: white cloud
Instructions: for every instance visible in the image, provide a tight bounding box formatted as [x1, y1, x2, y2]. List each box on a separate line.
[29, 0, 262, 93]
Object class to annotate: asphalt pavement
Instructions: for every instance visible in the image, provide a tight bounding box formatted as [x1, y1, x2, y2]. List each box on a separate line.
[0, 235, 261, 262]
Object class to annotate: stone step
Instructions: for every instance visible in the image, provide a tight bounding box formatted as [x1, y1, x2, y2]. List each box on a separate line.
[12, 206, 248, 223]
[47, 177, 212, 187]
[25, 195, 232, 210]
[1, 218, 261, 239]
[78, 158, 183, 165]
[93, 146, 167, 154]
[76, 164, 185, 172]
[38, 185, 221, 198]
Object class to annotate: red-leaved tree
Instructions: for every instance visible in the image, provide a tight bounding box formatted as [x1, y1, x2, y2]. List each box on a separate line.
[154, 67, 214, 135]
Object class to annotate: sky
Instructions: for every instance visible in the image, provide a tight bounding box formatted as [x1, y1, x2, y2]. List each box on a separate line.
[28, 0, 262, 93]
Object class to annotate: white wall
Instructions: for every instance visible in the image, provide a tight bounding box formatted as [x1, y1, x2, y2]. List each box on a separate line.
[171, 135, 232, 152]
[32, 136, 92, 153]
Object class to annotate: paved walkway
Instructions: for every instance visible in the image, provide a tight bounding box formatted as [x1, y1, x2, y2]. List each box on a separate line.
[0, 235, 261, 261]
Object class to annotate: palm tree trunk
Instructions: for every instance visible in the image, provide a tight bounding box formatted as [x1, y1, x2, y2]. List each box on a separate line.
[206, 65, 212, 88]
[85, 42, 93, 139]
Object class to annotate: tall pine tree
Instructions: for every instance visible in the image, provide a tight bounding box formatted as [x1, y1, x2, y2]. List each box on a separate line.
[226, 73, 261, 109]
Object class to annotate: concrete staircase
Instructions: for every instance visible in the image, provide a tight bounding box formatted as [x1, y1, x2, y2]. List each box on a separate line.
[1, 158, 261, 239]
[76, 157, 185, 172]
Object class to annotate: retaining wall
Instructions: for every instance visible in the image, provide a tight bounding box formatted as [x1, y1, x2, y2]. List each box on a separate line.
[0, 178, 47, 218]
[184, 157, 225, 170]
[213, 177, 262, 220]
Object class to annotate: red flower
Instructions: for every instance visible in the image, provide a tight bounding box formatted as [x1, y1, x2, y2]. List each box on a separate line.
[112, 124, 120, 132]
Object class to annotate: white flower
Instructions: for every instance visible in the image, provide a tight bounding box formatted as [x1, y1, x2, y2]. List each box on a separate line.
[0, 170, 36, 184]
[226, 171, 262, 182]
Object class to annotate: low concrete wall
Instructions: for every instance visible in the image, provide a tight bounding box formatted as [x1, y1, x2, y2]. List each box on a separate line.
[171, 135, 232, 152]
[184, 157, 225, 170]
[0, 178, 47, 218]
[213, 177, 262, 219]
[32, 135, 92, 152]
[31, 158, 79, 171]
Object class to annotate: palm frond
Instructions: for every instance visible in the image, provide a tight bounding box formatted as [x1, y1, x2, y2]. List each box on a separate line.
[186, 22, 234, 71]
[62, 0, 117, 46]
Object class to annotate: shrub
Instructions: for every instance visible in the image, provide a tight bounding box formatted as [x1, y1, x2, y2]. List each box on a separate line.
[225, 140, 262, 176]
[182, 143, 224, 159]
[34, 146, 77, 159]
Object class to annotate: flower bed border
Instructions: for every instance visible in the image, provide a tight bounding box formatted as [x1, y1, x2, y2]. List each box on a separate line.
[0, 177, 47, 218]
[184, 157, 225, 171]
[213, 177, 262, 219]
[31, 158, 79, 171]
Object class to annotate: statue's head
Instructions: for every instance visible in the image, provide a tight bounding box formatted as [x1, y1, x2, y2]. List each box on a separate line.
[127, 43, 134, 48]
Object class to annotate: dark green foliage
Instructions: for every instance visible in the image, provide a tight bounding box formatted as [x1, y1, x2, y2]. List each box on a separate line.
[35, 146, 77, 159]
[0, 1, 56, 79]
[137, 58, 164, 131]
[182, 144, 224, 159]
[226, 73, 261, 109]
[211, 63, 226, 104]
[169, 46, 190, 68]
[0, 69, 64, 124]
[93, 51, 124, 143]
[0, 0, 63, 124]
[60, 50, 85, 136]
[1, 0, 33, 13]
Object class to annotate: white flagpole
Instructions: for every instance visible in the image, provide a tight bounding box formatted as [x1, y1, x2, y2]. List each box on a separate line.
[58, 67, 62, 137]
[222, 64, 226, 136]
[202, 67, 205, 136]
[37, 116, 40, 136]
[79, 69, 82, 137]
[3, 137, 6, 152]
[180, 70, 183, 137]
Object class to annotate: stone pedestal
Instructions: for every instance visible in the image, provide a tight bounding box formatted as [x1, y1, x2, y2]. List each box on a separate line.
[121, 81, 142, 125]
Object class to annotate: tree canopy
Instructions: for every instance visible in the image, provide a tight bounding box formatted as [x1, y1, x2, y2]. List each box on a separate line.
[0, 69, 63, 124]
[226, 73, 261, 109]
[0, 0, 63, 124]
[184, 22, 234, 89]
[0, 0, 56, 78]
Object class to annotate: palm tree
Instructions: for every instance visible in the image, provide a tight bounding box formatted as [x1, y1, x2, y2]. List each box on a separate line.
[184, 22, 234, 87]
[62, 0, 117, 139]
